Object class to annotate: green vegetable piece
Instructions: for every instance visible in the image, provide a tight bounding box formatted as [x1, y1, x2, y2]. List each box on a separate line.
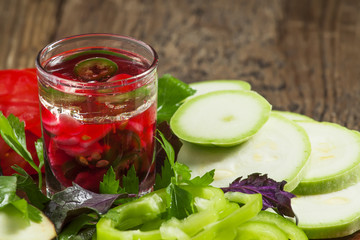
[99, 167, 120, 195]
[170, 90, 272, 147]
[154, 155, 174, 190]
[250, 211, 308, 240]
[0, 113, 37, 172]
[191, 192, 262, 240]
[0, 203, 56, 240]
[236, 221, 288, 240]
[166, 183, 195, 220]
[157, 74, 196, 123]
[293, 121, 360, 195]
[292, 179, 360, 239]
[188, 169, 215, 186]
[12, 166, 50, 210]
[58, 214, 97, 240]
[122, 165, 139, 194]
[0, 176, 54, 239]
[188, 79, 251, 100]
[177, 113, 311, 192]
[0, 113, 43, 188]
[96, 186, 233, 239]
[97, 190, 167, 239]
[0, 175, 17, 207]
[74, 57, 118, 82]
[272, 110, 315, 122]
[161, 209, 219, 238]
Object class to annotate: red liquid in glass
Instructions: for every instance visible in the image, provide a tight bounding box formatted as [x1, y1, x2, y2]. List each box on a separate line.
[40, 49, 157, 193]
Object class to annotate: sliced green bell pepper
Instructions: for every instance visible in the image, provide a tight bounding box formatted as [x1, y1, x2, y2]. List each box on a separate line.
[97, 186, 262, 240]
[248, 211, 308, 240]
[236, 221, 288, 240]
[96, 187, 300, 240]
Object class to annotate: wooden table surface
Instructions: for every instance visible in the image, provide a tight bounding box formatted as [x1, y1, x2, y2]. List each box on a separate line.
[1, 0, 360, 239]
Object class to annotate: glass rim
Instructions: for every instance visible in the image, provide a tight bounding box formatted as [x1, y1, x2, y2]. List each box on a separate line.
[35, 33, 159, 89]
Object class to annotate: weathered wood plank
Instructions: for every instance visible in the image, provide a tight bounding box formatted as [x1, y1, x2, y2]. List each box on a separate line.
[1, 0, 359, 127]
[0, 0, 61, 69]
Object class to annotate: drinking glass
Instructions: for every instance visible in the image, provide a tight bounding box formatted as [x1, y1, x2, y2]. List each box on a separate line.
[36, 33, 158, 194]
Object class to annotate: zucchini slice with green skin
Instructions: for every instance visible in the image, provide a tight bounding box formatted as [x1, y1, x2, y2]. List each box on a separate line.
[292, 121, 360, 195]
[188, 80, 251, 99]
[272, 110, 315, 122]
[177, 113, 311, 191]
[0, 205, 56, 240]
[292, 180, 360, 239]
[170, 90, 271, 147]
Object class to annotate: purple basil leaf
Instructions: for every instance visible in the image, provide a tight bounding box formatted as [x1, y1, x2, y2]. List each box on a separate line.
[44, 183, 132, 233]
[221, 173, 296, 218]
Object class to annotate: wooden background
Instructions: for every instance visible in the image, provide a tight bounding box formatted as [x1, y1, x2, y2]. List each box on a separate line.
[1, 0, 360, 239]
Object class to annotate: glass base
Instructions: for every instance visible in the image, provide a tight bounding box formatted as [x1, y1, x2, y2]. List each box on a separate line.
[44, 155, 156, 196]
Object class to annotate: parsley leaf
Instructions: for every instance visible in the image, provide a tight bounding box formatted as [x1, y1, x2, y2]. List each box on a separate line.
[58, 214, 97, 240]
[10, 198, 42, 223]
[100, 166, 139, 195]
[99, 167, 119, 194]
[34, 138, 44, 167]
[0, 175, 17, 207]
[0, 175, 42, 224]
[156, 130, 175, 167]
[121, 165, 139, 194]
[157, 74, 196, 123]
[99, 166, 139, 205]
[0, 112, 43, 188]
[166, 184, 195, 220]
[12, 165, 50, 210]
[0, 113, 35, 171]
[155, 130, 215, 220]
[173, 162, 191, 184]
[154, 157, 174, 190]
[188, 169, 215, 186]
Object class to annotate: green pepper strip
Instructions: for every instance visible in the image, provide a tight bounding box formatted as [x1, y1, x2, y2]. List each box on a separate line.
[236, 221, 288, 240]
[96, 189, 167, 240]
[96, 188, 265, 240]
[248, 211, 308, 240]
[190, 192, 263, 240]
[96, 186, 228, 240]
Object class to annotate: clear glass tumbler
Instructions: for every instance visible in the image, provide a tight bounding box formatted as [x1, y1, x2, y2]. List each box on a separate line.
[36, 33, 158, 195]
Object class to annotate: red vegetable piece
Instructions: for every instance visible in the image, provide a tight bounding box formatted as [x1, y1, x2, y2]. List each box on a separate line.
[0, 69, 42, 175]
[74, 168, 107, 192]
[47, 140, 73, 187]
[107, 73, 137, 93]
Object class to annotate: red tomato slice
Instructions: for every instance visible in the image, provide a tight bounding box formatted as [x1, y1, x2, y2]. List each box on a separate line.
[0, 69, 42, 175]
[0, 69, 41, 136]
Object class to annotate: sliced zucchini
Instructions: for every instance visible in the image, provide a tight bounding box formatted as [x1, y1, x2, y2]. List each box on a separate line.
[272, 110, 314, 122]
[188, 80, 251, 99]
[292, 121, 360, 195]
[177, 113, 311, 191]
[292, 180, 360, 239]
[170, 90, 271, 147]
[0, 206, 56, 240]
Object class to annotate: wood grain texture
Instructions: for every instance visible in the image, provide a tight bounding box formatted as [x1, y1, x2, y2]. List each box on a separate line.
[1, 0, 359, 129]
[1, 0, 360, 238]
